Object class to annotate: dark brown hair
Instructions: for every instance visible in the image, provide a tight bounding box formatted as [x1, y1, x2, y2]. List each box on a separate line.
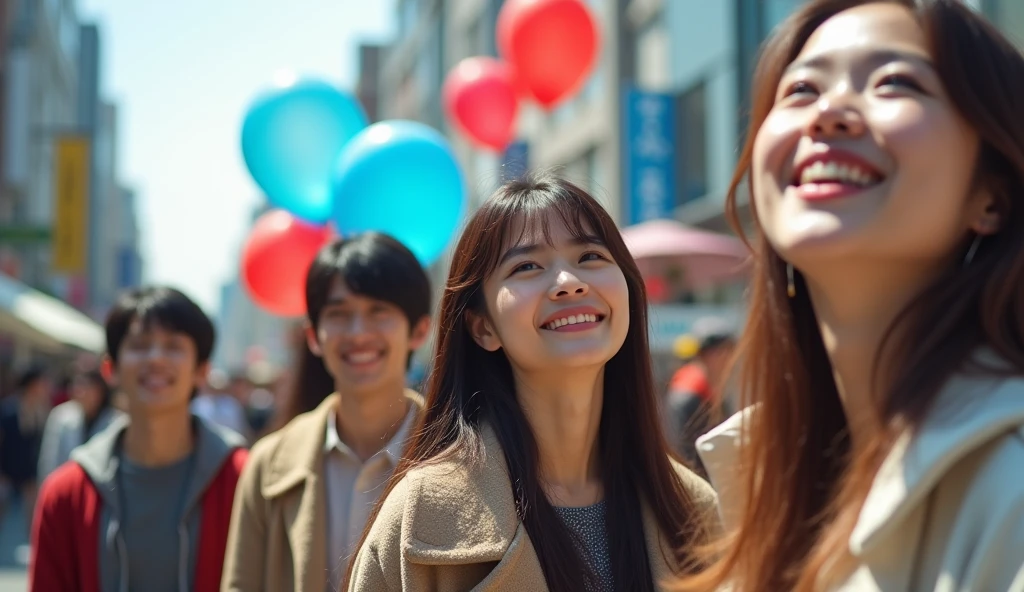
[674, 1, 1024, 590]
[347, 173, 712, 590]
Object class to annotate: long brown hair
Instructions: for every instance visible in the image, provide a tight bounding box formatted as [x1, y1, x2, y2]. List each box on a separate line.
[674, 1, 1024, 590]
[346, 174, 712, 590]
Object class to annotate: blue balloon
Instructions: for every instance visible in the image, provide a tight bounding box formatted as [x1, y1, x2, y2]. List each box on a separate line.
[241, 79, 368, 223]
[331, 121, 467, 266]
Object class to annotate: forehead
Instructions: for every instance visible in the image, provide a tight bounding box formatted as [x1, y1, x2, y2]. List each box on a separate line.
[126, 315, 188, 339]
[504, 209, 597, 249]
[798, 3, 928, 62]
[324, 275, 391, 307]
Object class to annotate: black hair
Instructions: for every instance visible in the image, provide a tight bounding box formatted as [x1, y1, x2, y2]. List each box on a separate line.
[305, 232, 431, 331]
[15, 366, 47, 391]
[105, 286, 216, 365]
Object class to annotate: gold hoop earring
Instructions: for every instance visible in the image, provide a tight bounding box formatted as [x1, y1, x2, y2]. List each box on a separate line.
[786, 263, 796, 298]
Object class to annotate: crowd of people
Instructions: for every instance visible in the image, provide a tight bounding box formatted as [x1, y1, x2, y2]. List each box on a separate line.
[13, 0, 1024, 590]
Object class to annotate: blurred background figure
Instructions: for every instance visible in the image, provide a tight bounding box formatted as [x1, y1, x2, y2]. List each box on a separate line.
[36, 368, 122, 482]
[191, 368, 252, 443]
[0, 367, 52, 537]
[665, 317, 736, 478]
[267, 333, 334, 433]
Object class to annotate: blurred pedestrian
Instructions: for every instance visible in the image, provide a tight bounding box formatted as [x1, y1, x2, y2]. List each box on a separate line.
[191, 368, 251, 443]
[223, 233, 431, 592]
[664, 318, 736, 478]
[37, 368, 123, 482]
[0, 366, 52, 531]
[29, 286, 248, 592]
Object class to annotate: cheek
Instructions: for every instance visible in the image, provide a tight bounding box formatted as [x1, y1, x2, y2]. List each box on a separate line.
[752, 112, 800, 209]
[492, 284, 541, 330]
[885, 108, 976, 192]
[879, 108, 979, 235]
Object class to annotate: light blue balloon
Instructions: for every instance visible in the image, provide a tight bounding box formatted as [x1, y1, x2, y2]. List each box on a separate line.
[331, 121, 467, 266]
[241, 79, 368, 223]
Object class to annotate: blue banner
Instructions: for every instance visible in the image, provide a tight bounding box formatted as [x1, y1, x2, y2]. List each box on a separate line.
[501, 140, 529, 182]
[623, 87, 677, 225]
[116, 247, 139, 289]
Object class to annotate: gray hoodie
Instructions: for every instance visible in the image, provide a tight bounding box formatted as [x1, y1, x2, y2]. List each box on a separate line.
[70, 413, 246, 592]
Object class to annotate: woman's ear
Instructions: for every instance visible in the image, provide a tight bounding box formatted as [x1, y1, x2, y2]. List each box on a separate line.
[466, 310, 502, 352]
[968, 186, 1003, 236]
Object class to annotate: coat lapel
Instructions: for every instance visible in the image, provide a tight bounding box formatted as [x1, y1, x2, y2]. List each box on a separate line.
[282, 474, 327, 591]
[262, 394, 336, 591]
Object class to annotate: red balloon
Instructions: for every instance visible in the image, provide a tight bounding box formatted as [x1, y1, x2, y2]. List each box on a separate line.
[442, 57, 519, 151]
[497, 0, 600, 109]
[241, 209, 330, 317]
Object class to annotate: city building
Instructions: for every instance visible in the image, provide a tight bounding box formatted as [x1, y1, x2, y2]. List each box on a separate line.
[2, 0, 81, 293]
[214, 202, 294, 375]
[0, 4, 139, 367]
[355, 43, 388, 122]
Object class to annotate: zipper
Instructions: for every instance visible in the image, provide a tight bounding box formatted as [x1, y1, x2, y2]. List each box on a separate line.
[107, 518, 129, 592]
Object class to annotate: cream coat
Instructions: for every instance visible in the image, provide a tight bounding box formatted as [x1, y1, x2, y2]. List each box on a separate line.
[221, 391, 422, 592]
[348, 424, 719, 591]
[698, 367, 1024, 591]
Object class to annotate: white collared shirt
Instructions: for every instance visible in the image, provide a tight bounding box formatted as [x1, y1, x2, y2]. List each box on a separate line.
[323, 402, 415, 592]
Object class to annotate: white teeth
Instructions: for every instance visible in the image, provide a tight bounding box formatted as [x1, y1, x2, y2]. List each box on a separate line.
[799, 160, 878, 186]
[346, 351, 381, 363]
[544, 314, 600, 330]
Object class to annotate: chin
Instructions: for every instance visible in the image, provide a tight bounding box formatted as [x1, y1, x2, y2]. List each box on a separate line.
[772, 227, 870, 263]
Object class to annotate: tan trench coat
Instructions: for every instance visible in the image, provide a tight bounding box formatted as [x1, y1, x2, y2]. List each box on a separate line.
[348, 424, 719, 591]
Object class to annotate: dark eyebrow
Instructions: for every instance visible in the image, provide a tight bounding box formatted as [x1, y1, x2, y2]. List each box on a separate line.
[498, 234, 606, 266]
[784, 49, 935, 76]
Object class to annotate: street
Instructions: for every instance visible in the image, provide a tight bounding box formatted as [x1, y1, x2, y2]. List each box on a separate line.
[0, 497, 30, 591]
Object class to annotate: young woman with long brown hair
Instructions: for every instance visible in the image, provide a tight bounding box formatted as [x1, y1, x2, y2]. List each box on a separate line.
[675, 1, 1024, 590]
[345, 174, 718, 591]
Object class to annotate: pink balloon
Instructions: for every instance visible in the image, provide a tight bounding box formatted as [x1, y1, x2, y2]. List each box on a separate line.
[241, 209, 331, 317]
[442, 57, 519, 151]
[497, 0, 601, 109]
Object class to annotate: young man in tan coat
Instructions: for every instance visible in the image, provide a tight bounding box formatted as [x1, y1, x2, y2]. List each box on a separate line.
[221, 233, 431, 592]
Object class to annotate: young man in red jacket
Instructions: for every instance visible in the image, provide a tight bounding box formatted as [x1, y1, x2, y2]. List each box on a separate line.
[29, 286, 248, 592]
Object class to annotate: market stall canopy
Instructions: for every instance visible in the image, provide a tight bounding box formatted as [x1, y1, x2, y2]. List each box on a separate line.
[621, 219, 750, 290]
[0, 273, 105, 354]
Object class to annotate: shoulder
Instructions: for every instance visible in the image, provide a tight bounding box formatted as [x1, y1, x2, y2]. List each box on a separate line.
[361, 435, 519, 563]
[947, 425, 1024, 513]
[37, 462, 94, 511]
[246, 427, 285, 467]
[244, 405, 323, 469]
[47, 401, 81, 421]
[669, 457, 716, 504]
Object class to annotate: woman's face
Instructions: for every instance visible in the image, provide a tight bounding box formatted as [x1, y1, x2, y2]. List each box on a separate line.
[751, 3, 995, 272]
[471, 212, 630, 375]
[71, 375, 105, 416]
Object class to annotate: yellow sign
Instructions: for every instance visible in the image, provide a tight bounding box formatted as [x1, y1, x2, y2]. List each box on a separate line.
[52, 135, 90, 273]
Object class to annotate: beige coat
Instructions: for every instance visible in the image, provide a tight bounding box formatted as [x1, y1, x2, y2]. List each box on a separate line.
[698, 367, 1024, 591]
[221, 391, 422, 592]
[348, 424, 719, 591]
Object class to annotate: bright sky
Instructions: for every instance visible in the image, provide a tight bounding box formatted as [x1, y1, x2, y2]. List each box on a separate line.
[77, 0, 395, 313]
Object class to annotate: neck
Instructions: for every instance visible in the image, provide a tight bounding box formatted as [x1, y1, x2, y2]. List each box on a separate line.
[335, 382, 410, 462]
[515, 365, 604, 507]
[804, 259, 941, 450]
[123, 407, 195, 467]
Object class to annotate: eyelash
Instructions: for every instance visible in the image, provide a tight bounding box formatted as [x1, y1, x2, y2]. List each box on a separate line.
[510, 251, 607, 274]
[877, 73, 922, 91]
[784, 73, 923, 98]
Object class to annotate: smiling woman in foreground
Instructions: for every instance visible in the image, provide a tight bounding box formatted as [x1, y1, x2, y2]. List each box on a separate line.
[345, 174, 718, 591]
[673, 1, 1024, 591]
